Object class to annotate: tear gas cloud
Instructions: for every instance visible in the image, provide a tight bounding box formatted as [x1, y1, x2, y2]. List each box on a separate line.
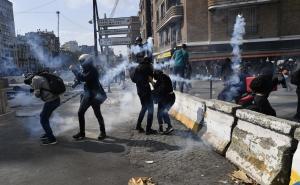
[130, 37, 153, 55]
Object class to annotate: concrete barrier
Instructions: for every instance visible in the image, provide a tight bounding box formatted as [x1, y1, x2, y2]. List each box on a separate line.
[226, 109, 299, 185]
[290, 128, 300, 185]
[200, 100, 240, 154]
[169, 91, 206, 132]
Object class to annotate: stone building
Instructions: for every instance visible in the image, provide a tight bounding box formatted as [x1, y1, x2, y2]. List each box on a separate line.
[0, 0, 17, 76]
[139, 0, 153, 41]
[16, 30, 60, 73]
[149, 0, 300, 73]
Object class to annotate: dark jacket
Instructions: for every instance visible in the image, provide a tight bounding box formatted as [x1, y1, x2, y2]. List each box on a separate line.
[153, 72, 174, 103]
[132, 61, 154, 98]
[73, 61, 105, 98]
[249, 95, 276, 117]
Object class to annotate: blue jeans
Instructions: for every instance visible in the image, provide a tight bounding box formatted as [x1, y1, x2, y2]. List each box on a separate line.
[173, 66, 185, 92]
[40, 98, 60, 140]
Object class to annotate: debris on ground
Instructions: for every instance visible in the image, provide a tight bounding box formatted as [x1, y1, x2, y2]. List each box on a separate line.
[128, 177, 156, 185]
[229, 170, 254, 184]
[145, 161, 154, 164]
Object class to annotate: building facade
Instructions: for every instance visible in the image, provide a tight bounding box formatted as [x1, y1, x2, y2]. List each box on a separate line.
[16, 30, 60, 73]
[61, 41, 80, 53]
[0, 0, 17, 76]
[151, 0, 300, 69]
[139, 0, 153, 41]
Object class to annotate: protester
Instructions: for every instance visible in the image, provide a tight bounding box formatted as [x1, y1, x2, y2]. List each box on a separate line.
[24, 71, 64, 145]
[70, 54, 107, 140]
[152, 70, 176, 134]
[248, 75, 276, 116]
[131, 57, 157, 135]
[184, 61, 192, 91]
[291, 64, 300, 121]
[282, 68, 293, 91]
[172, 44, 189, 92]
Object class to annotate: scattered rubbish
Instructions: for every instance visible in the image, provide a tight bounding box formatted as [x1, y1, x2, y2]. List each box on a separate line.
[201, 174, 205, 177]
[218, 180, 228, 184]
[229, 170, 253, 184]
[128, 177, 156, 185]
[145, 161, 154, 164]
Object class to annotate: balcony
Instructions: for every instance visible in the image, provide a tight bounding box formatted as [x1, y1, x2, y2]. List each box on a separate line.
[208, 0, 278, 10]
[156, 5, 183, 32]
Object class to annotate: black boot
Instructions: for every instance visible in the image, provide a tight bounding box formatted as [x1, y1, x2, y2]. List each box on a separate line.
[73, 132, 85, 140]
[98, 132, 107, 140]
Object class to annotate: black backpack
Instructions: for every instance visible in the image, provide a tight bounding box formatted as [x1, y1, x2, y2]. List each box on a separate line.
[291, 69, 300, 86]
[39, 72, 66, 95]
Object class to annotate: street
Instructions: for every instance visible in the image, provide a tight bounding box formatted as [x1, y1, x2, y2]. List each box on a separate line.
[0, 84, 236, 185]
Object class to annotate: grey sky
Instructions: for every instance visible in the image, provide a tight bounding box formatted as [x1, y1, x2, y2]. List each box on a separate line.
[11, 0, 139, 54]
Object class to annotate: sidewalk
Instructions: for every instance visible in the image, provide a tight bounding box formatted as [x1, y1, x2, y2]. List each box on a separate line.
[0, 84, 236, 185]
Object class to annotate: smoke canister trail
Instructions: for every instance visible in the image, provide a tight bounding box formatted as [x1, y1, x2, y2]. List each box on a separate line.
[227, 14, 246, 100]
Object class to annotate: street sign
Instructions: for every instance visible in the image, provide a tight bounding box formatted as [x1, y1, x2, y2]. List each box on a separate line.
[99, 28, 129, 35]
[99, 37, 131, 46]
[98, 17, 130, 27]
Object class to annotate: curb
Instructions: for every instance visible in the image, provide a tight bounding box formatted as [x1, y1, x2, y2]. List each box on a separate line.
[0, 111, 16, 122]
[169, 109, 200, 133]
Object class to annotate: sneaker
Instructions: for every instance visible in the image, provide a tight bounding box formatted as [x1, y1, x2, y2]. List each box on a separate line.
[40, 134, 48, 141]
[136, 127, 145, 133]
[164, 127, 174, 135]
[98, 133, 107, 140]
[146, 129, 158, 135]
[73, 132, 85, 140]
[159, 125, 164, 133]
[42, 138, 57, 145]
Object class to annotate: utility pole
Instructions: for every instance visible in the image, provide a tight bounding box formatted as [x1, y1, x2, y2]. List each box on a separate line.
[104, 13, 111, 93]
[56, 11, 60, 39]
[92, 0, 98, 57]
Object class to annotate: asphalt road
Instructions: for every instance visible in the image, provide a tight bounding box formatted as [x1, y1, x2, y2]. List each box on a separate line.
[0, 85, 236, 185]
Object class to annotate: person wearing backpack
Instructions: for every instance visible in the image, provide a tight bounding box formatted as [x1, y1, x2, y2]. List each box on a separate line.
[172, 44, 189, 92]
[291, 65, 300, 120]
[70, 54, 107, 140]
[24, 70, 65, 145]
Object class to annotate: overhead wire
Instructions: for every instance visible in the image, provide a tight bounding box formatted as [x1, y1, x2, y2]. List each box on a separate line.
[15, 0, 58, 14]
[60, 13, 91, 31]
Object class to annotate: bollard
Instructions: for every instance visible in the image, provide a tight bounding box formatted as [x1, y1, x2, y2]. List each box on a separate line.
[209, 77, 213, 99]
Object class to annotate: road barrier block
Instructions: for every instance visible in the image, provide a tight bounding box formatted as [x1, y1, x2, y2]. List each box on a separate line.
[170, 92, 205, 132]
[201, 108, 235, 154]
[226, 109, 299, 185]
[290, 128, 300, 185]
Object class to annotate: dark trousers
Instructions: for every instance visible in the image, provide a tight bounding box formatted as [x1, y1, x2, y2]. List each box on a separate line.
[78, 94, 105, 134]
[40, 98, 60, 140]
[157, 94, 175, 127]
[296, 87, 300, 118]
[173, 66, 185, 92]
[136, 95, 154, 131]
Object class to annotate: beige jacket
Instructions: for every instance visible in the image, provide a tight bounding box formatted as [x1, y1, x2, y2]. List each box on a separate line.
[31, 76, 59, 102]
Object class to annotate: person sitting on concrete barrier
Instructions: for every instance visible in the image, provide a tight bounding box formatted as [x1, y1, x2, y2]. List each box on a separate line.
[152, 70, 176, 134]
[24, 71, 63, 145]
[248, 75, 276, 116]
[70, 54, 107, 141]
[131, 57, 157, 135]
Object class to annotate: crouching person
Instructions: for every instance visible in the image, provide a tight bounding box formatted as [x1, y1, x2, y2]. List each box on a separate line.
[24, 71, 64, 145]
[152, 70, 176, 134]
[70, 54, 107, 141]
[248, 75, 276, 116]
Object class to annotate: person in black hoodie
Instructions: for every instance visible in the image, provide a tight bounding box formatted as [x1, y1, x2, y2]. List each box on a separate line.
[70, 54, 107, 140]
[132, 57, 157, 135]
[152, 70, 176, 134]
[248, 75, 276, 116]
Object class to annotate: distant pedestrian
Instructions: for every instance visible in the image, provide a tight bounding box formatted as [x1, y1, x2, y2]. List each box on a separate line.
[24, 70, 65, 145]
[172, 44, 189, 92]
[70, 54, 107, 141]
[131, 57, 157, 135]
[291, 65, 300, 121]
[152, 70, 176, 134]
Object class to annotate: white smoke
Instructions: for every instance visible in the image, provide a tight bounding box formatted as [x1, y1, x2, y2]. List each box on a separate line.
[9, 92, 41, 108]
[130, 37, 153, 56]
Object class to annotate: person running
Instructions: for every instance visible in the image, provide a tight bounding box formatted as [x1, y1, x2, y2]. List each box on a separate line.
[70, 54, 107, 140]
[152, 70, 176, 134]
[24, 71, 62, 145]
